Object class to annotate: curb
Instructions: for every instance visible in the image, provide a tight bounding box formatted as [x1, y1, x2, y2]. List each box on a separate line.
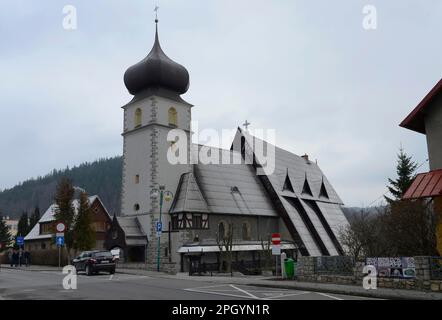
[247, 282, 439, 301]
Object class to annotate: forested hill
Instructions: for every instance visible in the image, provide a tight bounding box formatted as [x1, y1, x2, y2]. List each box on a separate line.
[0, 157, 122, 219]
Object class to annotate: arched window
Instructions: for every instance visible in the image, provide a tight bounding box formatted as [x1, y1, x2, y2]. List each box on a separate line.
[135, 108, 142, 128]
[168, 107, 177, 127]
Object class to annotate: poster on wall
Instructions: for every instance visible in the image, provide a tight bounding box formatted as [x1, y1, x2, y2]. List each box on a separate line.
[365, 257, 416, 279]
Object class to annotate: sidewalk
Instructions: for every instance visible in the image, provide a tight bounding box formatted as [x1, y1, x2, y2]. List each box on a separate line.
[116, 267, 442, 300]
[2, 264, 442, 300]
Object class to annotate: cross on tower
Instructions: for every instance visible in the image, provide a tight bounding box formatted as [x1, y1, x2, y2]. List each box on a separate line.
[243, 120, 251, 131]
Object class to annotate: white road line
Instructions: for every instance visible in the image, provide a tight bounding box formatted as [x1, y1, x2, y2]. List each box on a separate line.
[229, 285, 262, 300]
[267, 291, 310, 299]
[184, 288, 256, 300]
[316, 292, 344, 300]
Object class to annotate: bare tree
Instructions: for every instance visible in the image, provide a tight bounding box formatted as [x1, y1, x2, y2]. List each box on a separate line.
[260, 234, 272, 270]
[216, 223, 234, 273]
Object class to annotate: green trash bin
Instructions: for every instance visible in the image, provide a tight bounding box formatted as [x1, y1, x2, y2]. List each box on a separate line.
[284, 258, 295, 279]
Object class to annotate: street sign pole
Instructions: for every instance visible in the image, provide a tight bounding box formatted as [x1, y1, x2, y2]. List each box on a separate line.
[157, 190, 164, 272]
[58, 245, 61, 269]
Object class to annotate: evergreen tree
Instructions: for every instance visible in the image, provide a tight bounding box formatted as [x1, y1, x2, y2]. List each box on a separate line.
[54, 177, 75, 259]
[17, 212, 29, 237]
[385, 147, 418, 204]
[73, 192, 95, 251]
[29, 206, 41, 230]
[0, 214, 12, 251]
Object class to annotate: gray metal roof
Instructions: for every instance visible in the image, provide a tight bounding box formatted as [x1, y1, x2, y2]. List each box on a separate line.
[233, 130, 349, 256]
[118, 216, 146, 238]
[170, 173, 210, 214]
[191, 146, 278, 217]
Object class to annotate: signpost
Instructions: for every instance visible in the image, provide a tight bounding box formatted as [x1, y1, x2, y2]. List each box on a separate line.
[272, 233, 281, 276]
[156, 221, 163, 237]
[56, 228, 65, 269]
[16, 236, 24, 247]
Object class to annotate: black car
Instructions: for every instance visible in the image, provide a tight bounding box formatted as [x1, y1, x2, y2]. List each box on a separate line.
[72, 251, 116, 276]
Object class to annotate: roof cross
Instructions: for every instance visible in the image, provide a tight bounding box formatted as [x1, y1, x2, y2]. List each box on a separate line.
[243, 120, 251, 131]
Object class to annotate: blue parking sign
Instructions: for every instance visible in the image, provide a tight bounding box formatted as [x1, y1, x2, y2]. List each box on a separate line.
[56, 236, 64, 247]
[156, 222, 163, 233]
[16, 237, 24, 246]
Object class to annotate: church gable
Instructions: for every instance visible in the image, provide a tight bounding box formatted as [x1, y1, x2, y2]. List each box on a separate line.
[301, 174, 314, 197]
[170, 172, 210, 214]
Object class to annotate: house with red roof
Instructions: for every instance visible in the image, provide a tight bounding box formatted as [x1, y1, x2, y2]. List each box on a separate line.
[400, 78, 442, 254]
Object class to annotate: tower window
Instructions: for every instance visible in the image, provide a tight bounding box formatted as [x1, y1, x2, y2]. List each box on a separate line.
[168, 107, 177, 127]
[135, 108, 142, 128]
[135, 175, 140, 184]
[134, 204, 140, 211]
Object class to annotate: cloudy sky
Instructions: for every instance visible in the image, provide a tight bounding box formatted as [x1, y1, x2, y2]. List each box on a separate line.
[0, 0, 441, 207]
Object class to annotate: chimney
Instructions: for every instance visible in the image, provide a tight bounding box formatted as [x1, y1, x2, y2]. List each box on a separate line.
[301, 154, 309, 162]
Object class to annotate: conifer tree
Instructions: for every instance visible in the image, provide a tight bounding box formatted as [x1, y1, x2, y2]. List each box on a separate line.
[0, 213, 11, 251]
[54, 177, 75, 259]
[73, 192, 95, 251]
[29, 206, 41, 230]
[385, 147, 418, 204]
[17, 212, 29, 237]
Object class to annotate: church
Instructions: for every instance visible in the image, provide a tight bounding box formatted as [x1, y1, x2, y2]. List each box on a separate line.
[104, 18, 350, 273]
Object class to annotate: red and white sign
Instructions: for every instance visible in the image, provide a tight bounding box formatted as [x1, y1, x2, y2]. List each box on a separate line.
[272, 233, 281, 245]
[56, 222, 66, 233]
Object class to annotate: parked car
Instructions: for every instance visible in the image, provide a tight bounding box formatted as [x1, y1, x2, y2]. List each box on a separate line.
[72, 250, 116, 276]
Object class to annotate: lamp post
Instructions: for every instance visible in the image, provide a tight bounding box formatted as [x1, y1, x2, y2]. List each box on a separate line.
[150, 186, 173, 272]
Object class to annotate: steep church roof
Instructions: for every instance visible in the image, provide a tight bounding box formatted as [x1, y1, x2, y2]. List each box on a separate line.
[124, 20, 190, 96]
[231, 129, 348, 256]
[170, 172, 210, 214]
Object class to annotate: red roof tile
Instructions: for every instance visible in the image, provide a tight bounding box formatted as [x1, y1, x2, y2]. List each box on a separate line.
[403, 169, 442, 199]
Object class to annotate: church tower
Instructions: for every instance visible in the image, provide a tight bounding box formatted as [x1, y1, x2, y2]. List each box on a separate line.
[121, 18, 192, 268]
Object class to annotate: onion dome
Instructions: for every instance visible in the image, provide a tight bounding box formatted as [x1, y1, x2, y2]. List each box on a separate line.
[124, 21, 190, 96]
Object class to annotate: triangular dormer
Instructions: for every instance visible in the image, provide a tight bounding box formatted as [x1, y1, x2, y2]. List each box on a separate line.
[282, 169, 295, 193]
[301, 173, 313, 196]
[319, 177, 330, 199]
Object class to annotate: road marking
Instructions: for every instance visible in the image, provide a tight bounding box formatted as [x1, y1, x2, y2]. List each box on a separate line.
[229, 285, 262, 300]
[266, 291, 310, 299]
[316, 292, 344, 300]
[185, 287, 257, 300]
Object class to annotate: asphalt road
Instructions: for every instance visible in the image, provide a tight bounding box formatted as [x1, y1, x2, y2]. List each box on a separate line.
[0, 268, 374, 300]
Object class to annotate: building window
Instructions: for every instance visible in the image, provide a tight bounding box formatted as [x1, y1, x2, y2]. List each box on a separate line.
[94, 222, 107, 232]
[168, 107, 177, 127]
[192, 214, 202, 229]
[40, 223, 53, 235]
[242, 222, 251, 240]
[135, 108, 142, 128]
[135, 174, 140, 184]
[134, 204, 140, 212]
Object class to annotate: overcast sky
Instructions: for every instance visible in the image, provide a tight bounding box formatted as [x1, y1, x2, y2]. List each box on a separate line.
[0, 0, 441, 207]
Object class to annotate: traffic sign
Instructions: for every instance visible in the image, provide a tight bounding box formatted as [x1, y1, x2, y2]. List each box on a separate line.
[272, 233, 281, 245]
[56, 222, 66, 233]
[272, 245, 281, 256]
[156, 221, 163, 235]
[56, 236, 65, 247]
[16, 236, 24, 246]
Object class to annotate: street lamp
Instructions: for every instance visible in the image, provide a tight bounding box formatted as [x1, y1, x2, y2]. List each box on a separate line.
[150, 186, 173, 272]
